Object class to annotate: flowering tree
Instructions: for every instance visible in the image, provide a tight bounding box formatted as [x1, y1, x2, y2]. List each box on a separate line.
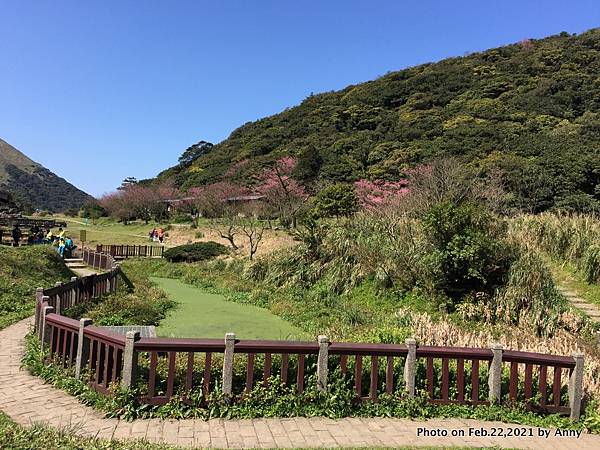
[354, 179, 409, 209]
[256, 157, 308, 227]
[100, 182, 178, 223]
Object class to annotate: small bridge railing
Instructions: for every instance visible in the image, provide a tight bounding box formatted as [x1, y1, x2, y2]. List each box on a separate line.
[35, 268, 586, 420]
[96, 244, 164, 259]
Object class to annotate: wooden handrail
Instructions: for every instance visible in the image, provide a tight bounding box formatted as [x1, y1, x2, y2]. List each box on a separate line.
[33, 258, 584, 420]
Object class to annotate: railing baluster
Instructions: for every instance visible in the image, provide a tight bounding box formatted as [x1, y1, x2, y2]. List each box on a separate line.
[186, 352, 194, 392]
[103, 346, 110, 387]
[457, 358, 465, 402]
[88, 339, 96, 373]
[426, 356, 434, 399]
[95, 342, 102, 385]
[61, 328, 68, 365]
[297, 354, 305, 393]
[281, 353, 289, 384]
[355, 355, 363, 397]
[441, 358, 449, 401]
[370, 356, 378, 401]
[510, 362, 518, 400]
[246, 353, 255, 393]
[553, 366, 561, 407]
[166, 351, 176, 399]
[539, 365, 548, 408]
[148, 351, 157, 398]
[524, 364, 533, 401]
[385, 356, 393, 394]
[263, 353, 272, 384]
[69, 332, 76, 363]
[340, 354, 347, 376]
[203, 352, 212, 398]
[471, 359, 479, 403]
[112, 347, 119, 383]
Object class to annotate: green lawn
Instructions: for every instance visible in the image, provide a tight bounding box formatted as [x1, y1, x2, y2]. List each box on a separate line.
[0, 245, 74, 329]
[153, 277, 307, 340]
[43, 216, 174, 246]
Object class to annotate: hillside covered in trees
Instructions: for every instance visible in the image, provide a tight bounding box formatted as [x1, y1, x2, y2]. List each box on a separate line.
[0, 138, 91, 212]
[157, 29, 600, 213]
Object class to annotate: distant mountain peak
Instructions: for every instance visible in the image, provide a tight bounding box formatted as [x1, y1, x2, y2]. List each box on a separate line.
[0, 138, 92, 212]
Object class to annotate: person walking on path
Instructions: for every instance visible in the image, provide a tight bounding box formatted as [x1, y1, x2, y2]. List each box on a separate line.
[11, 225, 21, 247]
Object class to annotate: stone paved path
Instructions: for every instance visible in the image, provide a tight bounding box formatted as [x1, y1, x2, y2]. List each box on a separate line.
[2, 319, 600, 448]
[558, 287, 600, 322]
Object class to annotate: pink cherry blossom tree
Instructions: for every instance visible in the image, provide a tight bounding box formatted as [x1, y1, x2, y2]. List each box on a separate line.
[354, 179, 409, 209]
[255, 157, 308, 227]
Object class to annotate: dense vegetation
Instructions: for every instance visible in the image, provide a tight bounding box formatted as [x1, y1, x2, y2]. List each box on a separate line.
[157, 29, 600, 213]
[63, 269, 175, 327]
[163, 241, 227, 262]
[0, 245, 73, 329]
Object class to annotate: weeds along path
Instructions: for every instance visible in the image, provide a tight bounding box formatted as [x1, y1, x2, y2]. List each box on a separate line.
[558, 287, 600, 322]
[547, 262, 600, 323]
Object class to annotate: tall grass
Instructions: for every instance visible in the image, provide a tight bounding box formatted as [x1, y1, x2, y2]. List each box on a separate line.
[509, 213, 600, 283]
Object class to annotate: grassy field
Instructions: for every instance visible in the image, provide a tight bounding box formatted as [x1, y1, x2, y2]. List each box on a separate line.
[47, 215, 296, 257]
[50, 216, 165, 246]
[0, 245, 74, 329]
[153, 277, 307, 340]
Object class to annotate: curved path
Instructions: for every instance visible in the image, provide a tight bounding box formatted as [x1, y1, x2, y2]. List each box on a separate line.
[1, 319, 600, 448]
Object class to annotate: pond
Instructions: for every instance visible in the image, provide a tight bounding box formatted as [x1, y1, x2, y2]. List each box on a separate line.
[152, 277, 307, 340]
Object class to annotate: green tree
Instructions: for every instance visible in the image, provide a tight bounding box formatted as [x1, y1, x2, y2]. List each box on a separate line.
[312, 183, 358, 217]
[421, 202, 512, 303]
[178, 141, 214, 167]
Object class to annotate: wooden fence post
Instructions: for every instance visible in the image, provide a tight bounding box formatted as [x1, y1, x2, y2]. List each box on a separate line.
[34, 287, 44, 335]
[54, 282, 62, 315]
[404, 338, 417, 397]
[317, 335, 330, 391]
[122, 331, 141, 388]
[70, 276, 77, 308]
[40, 305, 54, 353]
[569, 352, 585, 421]
[489, 343, 503, 403]
[75, 318, 93, 378]
[222, 333, 236, 400]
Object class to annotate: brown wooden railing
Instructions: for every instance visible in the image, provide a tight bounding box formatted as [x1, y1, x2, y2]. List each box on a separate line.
[34, 274, 586, 420]
[35, 260, 127, 392]
[82, 247, 118, 270]
[96, 244, 164, 259]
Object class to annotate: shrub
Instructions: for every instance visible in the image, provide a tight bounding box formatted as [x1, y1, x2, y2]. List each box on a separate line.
[311, 183, 358, 217]
[492, 252, 568, 336]
[421, 202, 512, 302]
[164, 241, 228, 262]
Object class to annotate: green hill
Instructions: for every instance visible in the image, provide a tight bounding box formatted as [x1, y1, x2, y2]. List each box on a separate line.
[0, 138, 92, 212]
[158, 29, 600, 213]
[0, 245, 73, 329]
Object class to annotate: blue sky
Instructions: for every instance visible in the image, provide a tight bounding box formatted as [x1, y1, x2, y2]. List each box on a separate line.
[1, 1, 599, 196]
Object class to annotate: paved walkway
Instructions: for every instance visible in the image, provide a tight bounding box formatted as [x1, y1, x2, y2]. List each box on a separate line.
[558, 287, 600, 322]
[1, 318, 600, 448]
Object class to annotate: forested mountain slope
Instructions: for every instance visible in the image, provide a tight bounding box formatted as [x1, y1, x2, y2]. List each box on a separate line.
[0, 138, 91, 212]
[159, 29, 600, 212]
